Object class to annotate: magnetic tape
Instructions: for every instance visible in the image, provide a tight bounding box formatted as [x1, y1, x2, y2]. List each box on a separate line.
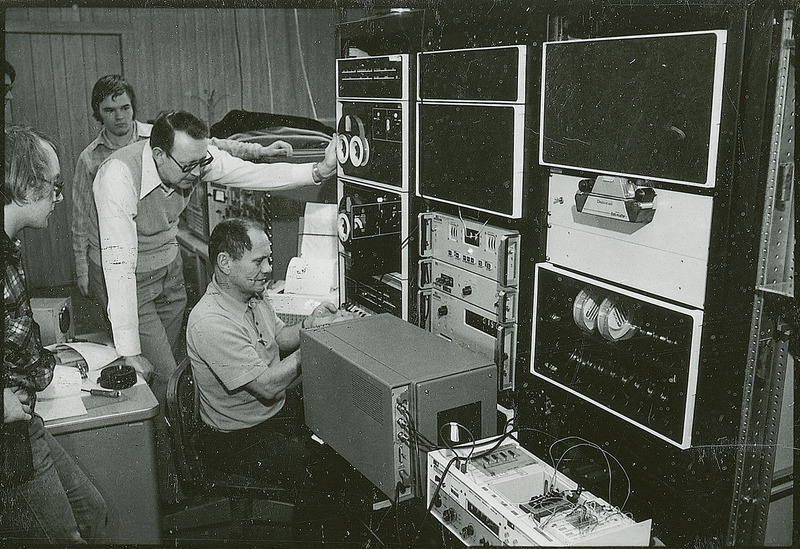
[98, 363, 137, 390]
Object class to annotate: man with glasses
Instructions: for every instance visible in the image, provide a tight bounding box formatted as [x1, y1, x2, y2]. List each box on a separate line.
[93, 109, 336, 502]
[73, 75, 294, 317]
[3, 124, 108, 543]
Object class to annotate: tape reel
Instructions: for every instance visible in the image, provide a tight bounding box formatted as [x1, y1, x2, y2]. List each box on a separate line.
[596, 295, 638, 342]
[337, 212, 352, 243]
[335, 114, 370, 167]
[337, 115, 353, 165]
[572, 286, 605, 333]
[337, 195, 365, 245]
[336, 134, 350, 164]
[349, 133, 370, 167]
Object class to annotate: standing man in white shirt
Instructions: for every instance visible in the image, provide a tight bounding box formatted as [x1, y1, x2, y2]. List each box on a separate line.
[72, 75, 293, 312]
[93, 109, 336, 500]
[73, 75, 148, 305]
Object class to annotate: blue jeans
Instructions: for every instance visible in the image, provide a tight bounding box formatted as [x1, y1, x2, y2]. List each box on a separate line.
[0, 416, 108, 543]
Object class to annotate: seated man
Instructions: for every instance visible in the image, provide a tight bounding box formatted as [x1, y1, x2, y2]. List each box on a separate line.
[186, 217, 352, 487]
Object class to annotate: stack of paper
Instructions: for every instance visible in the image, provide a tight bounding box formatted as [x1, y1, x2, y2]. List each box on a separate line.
[38, 342, 132, 422]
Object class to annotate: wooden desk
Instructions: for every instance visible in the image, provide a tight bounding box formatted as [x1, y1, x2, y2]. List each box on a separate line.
[47, 383, 161, 544]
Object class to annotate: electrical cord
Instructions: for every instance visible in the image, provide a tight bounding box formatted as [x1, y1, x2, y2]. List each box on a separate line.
[392, 217, 419, 255]
[553, 440, 613, 503]
[412, 453, 461, 546]
[259, 13, 275, 112]
[232, 11, 245, 109]
[547, 435, 632, 510]
[457, 206, 492, 238]
[394, 481, 402, 545]
[400, 407, 438, 450]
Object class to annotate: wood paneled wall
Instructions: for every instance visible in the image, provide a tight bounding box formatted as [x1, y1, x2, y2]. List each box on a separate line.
[5, 6, 339, 288]
[7, 6, 338, 124]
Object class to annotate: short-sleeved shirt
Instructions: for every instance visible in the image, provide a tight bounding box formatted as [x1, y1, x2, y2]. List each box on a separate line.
[186, 277, 287, 432]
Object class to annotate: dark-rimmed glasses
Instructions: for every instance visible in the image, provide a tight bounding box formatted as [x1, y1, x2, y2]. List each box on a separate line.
[166, 150, 214, 173]
[38, 175, 63, 201]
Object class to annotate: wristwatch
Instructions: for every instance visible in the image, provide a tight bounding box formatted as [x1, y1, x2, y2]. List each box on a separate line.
[313, 161, 335, 182]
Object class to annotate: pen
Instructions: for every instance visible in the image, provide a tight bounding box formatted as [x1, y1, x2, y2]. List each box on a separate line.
[81, 388, 121, 398]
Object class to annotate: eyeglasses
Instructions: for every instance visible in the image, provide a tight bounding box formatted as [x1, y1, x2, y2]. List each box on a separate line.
[37, 175, 63, 201]
[166, 150, 214, 173]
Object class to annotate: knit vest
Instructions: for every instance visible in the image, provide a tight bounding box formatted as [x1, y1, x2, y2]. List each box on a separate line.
[91, 141, 191, 273]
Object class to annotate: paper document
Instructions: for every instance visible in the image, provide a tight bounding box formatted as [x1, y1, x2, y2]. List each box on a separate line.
[37, 396, 87, 422]
[63, 342, 120, 372]
[301, 203, 338, 235]
[37, 365, 87, 421]
[285, 203, 339, 295]
[298, 234, 338, 264]
[284, 257, 336, 295]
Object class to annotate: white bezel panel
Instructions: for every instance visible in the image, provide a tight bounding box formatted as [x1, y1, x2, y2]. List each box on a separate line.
[546, 173, 713, 308]
[531, 262, 703, 449]
[539, 30, 726, 188]
[415, 102, 525, 219]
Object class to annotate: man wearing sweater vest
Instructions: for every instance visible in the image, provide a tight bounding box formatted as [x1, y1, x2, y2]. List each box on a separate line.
[93, 110, 336, 500]
[73, 75, 294, 309]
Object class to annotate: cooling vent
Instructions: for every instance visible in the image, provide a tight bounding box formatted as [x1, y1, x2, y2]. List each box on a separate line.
[351, 371, 384, 424]
[487, 234, 498, 251]
[449, 223, 459, 241]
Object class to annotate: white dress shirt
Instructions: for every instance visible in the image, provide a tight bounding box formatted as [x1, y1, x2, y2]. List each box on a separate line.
[93, 140, 316, 356]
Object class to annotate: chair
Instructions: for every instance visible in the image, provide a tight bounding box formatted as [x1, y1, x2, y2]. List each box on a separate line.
[164, 357, 295, 538]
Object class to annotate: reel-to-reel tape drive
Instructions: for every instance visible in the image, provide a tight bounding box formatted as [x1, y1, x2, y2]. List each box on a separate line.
[336, 54, 412, 191]
[532, 263, 703, 448]
[336, 54, 416, 320]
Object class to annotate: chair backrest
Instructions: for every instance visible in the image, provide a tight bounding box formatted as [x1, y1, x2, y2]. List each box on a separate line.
[165, 357, 204, 489]
[165, 356, 299, 503]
